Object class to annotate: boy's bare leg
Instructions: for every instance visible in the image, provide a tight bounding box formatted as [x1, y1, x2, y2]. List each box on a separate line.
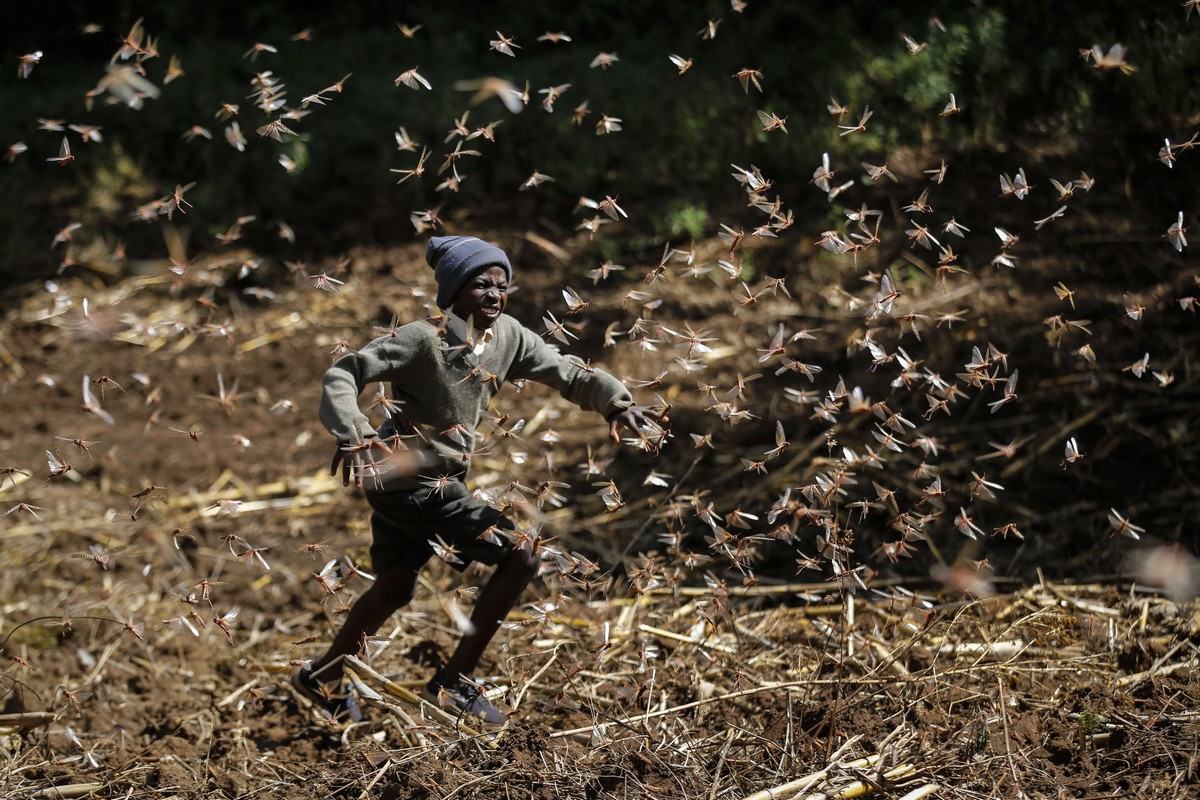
[310, 565, 419, 685]
[435, 546, 539, 684]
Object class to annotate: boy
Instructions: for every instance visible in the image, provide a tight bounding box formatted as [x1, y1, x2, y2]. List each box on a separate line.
[293, 235, 663, 724]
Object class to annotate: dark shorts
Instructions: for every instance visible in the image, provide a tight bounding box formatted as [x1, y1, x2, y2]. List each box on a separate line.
[364, 480, 515, 575]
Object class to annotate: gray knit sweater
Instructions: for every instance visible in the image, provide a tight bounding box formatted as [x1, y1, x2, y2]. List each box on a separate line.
[319, 314, 633, 483]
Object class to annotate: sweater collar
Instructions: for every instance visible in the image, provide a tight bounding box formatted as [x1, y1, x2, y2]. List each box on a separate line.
[445, 310, 494, 357]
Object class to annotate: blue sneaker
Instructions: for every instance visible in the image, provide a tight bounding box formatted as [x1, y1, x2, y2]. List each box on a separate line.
[422, 674, 506, 725]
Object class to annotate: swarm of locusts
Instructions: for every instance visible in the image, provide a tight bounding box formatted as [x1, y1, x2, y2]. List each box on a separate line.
[2, 8, 1198, 797]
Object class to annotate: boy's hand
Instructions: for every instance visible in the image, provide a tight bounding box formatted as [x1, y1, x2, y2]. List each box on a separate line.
[608, 405, 669, 443]
[330, 436, 394, 488]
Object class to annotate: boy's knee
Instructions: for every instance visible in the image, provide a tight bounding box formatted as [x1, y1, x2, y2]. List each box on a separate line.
[508, 546, 540, 577]
[374, 568, 418, 606]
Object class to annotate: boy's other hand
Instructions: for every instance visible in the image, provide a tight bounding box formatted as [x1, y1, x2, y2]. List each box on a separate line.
[331, 436, 394, 488]
[608, 405, 669, 443]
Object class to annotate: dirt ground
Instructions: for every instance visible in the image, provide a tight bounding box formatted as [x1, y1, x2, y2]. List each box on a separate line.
[1, 234, 1198, 799]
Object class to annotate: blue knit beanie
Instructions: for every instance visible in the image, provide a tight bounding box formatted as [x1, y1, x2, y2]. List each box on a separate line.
[425, 236, 512, 308]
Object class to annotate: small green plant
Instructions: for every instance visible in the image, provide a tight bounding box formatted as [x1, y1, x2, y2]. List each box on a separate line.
[1077, 708, 1108, 736]
[661, 202, 709, 241]
[85, 144, 157, 218]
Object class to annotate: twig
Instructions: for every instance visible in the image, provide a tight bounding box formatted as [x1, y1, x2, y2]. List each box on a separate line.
[1001, 403, 1110, 479]
[551, 678, 818, 739]
[708, 728, 737, 800]
[358, 760, 390, 799]
[443, 767, 521, 799]
[511, 644, 561, 711]
[996, 676, 1025, 799]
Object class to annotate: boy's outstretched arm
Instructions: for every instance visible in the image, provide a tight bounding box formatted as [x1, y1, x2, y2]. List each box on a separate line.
[608, 405, 670, 443]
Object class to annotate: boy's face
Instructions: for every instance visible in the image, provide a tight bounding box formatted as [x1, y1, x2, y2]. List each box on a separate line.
[451, 265, 509, 329]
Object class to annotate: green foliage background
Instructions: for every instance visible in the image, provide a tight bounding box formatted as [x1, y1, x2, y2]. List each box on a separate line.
[1, 0, 1196, 282]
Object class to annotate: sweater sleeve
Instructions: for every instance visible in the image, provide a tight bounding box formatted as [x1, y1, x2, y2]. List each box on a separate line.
[507, 323, 633, 418]
[319, 335, 405, 442]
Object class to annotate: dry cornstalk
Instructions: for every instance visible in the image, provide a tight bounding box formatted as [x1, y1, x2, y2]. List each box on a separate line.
[748, 760, 881, 800]
[1117, 638, 1193, 688]
[936, 639, 1029, 658]
[1039, 590, 1120, 618]
[348, 684, 432, 749]
[0, 711, 55, 734]
[508, 609, 593, 629]
[27, 785, 104, 799]
[812, 763, 917, 800]
[639, 623, 737, 654]
[738, 739, 871, 800]
[237, 310, 317, 352]
[216, 678, 260, 708]
[199, 493, 338, 517]
[342, 655, 491, 741]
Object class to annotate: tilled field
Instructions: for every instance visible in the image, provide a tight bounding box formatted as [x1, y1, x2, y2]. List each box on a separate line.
[1, 246, 1197, 799]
